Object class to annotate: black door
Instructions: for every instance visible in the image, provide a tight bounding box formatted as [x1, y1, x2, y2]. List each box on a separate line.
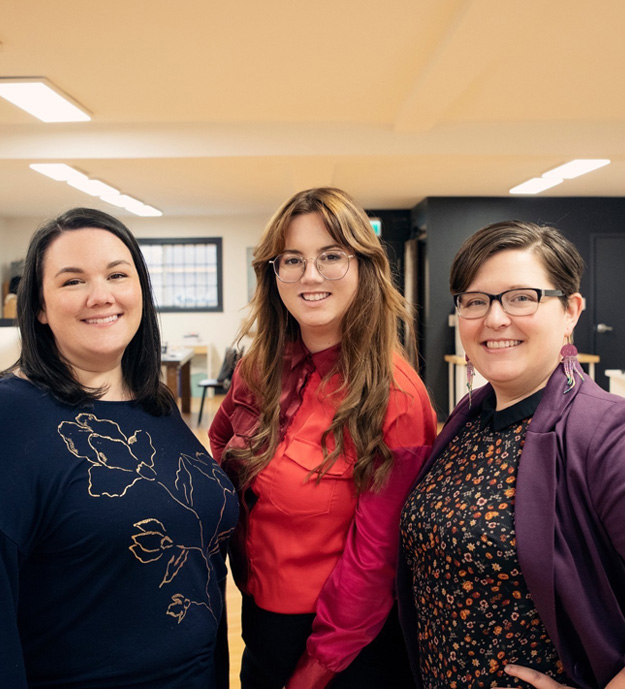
[592, 234, 625, 390]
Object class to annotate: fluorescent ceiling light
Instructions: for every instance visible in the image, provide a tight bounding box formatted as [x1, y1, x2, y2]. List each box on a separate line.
[30, 163, 85, 182]
[542, 159, 610, 179]
[101, 193, 163, 217]
[509, 177, 563, 195]
[0, 78, 90, 122]
[30, 163, 161, 216]
[67, 178, 119, 197]
[131, 205, 163, 217]
[100, 193, 136, 208]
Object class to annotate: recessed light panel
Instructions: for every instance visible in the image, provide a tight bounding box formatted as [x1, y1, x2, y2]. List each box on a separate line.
[509, 178, 563, 195]
[542, 159, 610, 179]
[0, 79, 90, 122]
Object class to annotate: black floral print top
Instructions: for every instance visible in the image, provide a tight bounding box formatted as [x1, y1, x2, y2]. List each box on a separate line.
[400, 389, 576, 689]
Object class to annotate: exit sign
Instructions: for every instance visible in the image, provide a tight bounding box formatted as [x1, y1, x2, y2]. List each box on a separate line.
[369, 218, 382, 236]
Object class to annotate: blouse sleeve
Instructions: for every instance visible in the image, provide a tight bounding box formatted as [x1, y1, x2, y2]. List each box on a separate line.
[0, 530, 28, 689]
[286, 381, 437, 689]
[208, 384, 236, 464]
[208, 366, 261, 466]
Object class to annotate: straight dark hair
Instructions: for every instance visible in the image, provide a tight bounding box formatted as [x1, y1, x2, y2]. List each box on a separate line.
[11, 207, 174, 414]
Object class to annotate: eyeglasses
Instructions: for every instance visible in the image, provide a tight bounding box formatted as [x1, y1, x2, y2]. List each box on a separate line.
[269, 250, 354, 283]
[454, 288, 564, 319]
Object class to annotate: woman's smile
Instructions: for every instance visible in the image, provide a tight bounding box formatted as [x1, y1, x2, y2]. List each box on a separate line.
[300, 291, 331, 302]
[83, 313, 122, 325]
[482, 339, 522, 349]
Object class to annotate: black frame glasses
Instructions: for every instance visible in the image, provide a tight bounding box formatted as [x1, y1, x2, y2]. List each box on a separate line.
[454, 288, 564, 319]
[269, 250, 355, 283]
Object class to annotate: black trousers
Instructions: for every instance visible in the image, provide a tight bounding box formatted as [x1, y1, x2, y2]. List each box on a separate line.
[240, 595, 415, 689]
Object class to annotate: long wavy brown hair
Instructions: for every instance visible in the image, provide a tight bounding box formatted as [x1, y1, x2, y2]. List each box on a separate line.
[224, 187, 416, 493]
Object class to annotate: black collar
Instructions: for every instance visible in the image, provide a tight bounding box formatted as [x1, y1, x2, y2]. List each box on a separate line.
[480, 388, 544, 431]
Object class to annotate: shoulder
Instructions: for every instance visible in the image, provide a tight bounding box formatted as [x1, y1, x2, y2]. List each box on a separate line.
[385, 353, 437, 437]
[568, 380, 625, 445]
[388, 353, 434, 415]
[0, 374, 52, 417]
[576, 376, 625, 408]
[390, 352, 429, 398]
[533, 376, 625, 474]
[546, 375, 625, 427]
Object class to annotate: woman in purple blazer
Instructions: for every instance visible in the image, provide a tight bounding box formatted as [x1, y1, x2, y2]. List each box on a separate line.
[398, 220, 625, 689]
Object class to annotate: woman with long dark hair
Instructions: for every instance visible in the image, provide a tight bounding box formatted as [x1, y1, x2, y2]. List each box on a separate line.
[0, 208, 238, 688]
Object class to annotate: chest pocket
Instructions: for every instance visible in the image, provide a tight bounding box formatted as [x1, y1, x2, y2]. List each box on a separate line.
[269, 437, 355, 518]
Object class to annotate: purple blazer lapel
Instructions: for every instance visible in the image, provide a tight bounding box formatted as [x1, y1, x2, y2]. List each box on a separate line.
[515, 431, 559, 648]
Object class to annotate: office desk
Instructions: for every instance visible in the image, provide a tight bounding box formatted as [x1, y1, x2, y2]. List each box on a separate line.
[162, 348, 194, 412]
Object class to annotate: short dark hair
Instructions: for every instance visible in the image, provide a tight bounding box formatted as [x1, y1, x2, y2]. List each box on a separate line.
[15, 207, 173, 414]
[450, 220, 584, 307]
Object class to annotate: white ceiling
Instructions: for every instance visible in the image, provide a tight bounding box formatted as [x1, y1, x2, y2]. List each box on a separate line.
[1, 0, 624, 219]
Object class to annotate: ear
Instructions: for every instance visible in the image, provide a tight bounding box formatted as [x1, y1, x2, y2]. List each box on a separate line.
[564, 292, 583, 336]
[37, 307, 48, 325]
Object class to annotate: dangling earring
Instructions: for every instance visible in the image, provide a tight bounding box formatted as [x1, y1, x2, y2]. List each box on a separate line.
[561, 335, 584, 393]
[465, 354, 475, 407]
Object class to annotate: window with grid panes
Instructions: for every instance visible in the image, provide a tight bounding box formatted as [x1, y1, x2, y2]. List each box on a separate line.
[138, 238, 223, 312]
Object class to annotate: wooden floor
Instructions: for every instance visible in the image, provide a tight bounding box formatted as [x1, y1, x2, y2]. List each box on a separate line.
[183, 394, 244, 689]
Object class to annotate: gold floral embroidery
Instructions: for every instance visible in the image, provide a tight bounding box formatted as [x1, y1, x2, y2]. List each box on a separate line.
[59, 413, 156, 497]
[58, 414, 235, 624]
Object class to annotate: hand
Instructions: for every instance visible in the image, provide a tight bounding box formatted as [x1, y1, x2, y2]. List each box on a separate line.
[492, 664, 574, 689]
[494, 664, 625, 689]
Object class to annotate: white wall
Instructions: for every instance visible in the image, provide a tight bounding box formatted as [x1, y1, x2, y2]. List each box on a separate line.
[0, 216, 6, 293]
[0, 213, 267, 376]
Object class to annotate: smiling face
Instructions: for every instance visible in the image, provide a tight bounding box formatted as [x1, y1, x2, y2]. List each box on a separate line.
[458, 248, 582, 408]
[37, 228, 143, 385]
[276, 212, 359, 352]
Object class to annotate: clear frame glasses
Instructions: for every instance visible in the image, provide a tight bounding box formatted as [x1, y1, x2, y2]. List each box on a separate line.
[269, 250, 355, 283]
[454, 288, 564, 319]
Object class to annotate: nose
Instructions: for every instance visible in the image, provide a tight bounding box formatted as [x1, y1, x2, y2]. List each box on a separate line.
[86, 279, 115, 307]
[300, 258, 324, 283]
[482, 298, 511, 328]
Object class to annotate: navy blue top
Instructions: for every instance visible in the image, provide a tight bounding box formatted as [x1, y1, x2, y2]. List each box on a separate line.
[0, 375, 238, 688]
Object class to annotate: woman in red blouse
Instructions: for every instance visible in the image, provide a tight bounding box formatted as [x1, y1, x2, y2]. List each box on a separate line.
[209, 187, 437, 689]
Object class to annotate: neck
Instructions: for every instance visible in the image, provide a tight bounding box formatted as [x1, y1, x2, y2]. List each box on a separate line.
[300, 330, 341, 354]
[72, 365, 131, 401]
[493, 376, 552, 411]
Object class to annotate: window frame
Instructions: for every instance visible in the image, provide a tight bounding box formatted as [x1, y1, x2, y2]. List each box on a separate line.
[138, 237, 223, 313]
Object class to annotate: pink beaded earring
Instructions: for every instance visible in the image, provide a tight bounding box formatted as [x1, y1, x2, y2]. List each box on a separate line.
[465, 354, 475, 407]
[561, 335, 584, 393]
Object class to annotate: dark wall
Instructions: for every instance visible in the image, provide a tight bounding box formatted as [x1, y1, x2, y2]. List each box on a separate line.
[414, 197, 625, 418]
[366, 209, 412, 288]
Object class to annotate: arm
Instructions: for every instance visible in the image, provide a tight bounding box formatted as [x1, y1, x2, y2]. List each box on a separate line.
[208, 384, 236, 464]
[287, 384, 437, 689]
[208, 367, 260, 465]
[0, 530, 28, 689]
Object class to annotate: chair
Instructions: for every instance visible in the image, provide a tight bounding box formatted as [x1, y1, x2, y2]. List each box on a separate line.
[197, 347, 242, 426]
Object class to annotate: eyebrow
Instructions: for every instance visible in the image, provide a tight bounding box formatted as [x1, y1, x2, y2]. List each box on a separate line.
[282, 244, 344, 254]
[54, 259, 132, 279]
